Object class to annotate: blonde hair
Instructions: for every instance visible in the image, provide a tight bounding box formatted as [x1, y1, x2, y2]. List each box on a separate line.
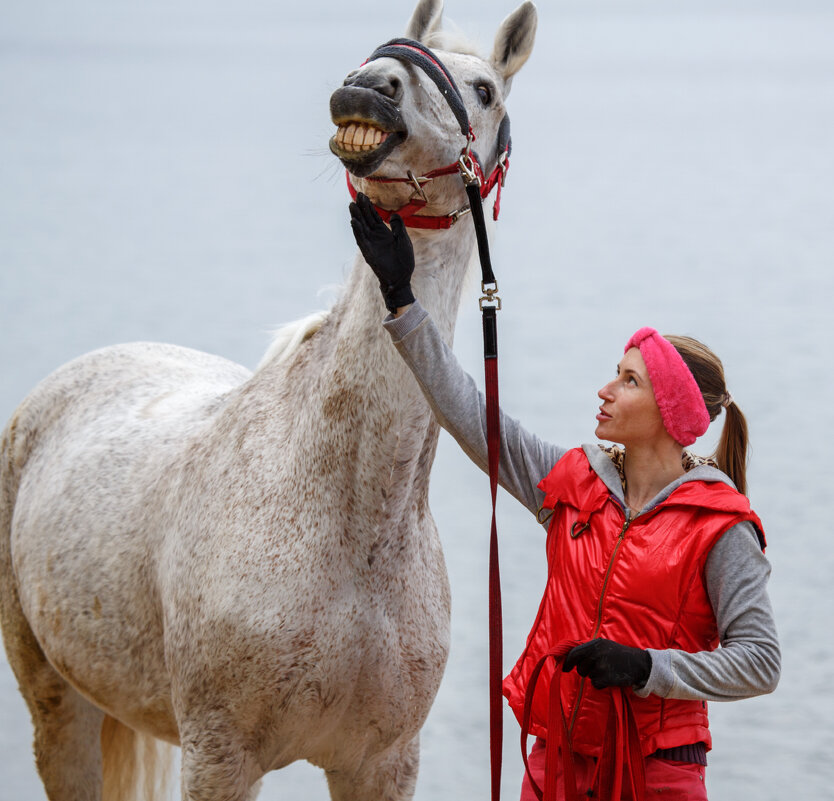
[664, 335, 749, 495]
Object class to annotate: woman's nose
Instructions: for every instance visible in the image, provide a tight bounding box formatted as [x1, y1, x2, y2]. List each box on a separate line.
[598, 381, 615, 401]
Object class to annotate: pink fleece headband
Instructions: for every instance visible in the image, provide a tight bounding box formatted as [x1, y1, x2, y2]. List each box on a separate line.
[624, 327, 710, 446]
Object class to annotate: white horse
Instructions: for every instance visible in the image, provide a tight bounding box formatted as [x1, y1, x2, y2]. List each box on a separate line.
[0, 1, 536, 799]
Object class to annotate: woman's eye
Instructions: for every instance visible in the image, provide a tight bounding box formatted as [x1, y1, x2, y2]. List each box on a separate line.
[476, 84, 492, 105]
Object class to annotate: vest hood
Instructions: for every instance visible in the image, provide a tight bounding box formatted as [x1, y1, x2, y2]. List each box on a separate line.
[537, 444, 765, 549]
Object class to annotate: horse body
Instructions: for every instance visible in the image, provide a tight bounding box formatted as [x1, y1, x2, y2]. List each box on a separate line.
[0, 2, 536, 798]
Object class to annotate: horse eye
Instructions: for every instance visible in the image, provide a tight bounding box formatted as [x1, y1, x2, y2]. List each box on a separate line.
[476, 84, 492, 106]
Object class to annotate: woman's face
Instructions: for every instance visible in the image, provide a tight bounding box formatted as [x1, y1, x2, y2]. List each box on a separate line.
[595, 347, 667, 447]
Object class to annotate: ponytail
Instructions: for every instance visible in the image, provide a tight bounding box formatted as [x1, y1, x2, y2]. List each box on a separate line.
[664, 335, 749, 495]
[716, 400, 748, 496]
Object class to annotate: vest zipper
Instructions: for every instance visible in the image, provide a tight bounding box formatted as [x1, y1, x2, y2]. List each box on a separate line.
[568, 511, 631, 735]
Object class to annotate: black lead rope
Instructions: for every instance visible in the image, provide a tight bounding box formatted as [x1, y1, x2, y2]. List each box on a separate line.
[466, 182, 498, 288]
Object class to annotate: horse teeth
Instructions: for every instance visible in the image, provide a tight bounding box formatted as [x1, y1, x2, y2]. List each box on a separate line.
[335, 123, 387, 153]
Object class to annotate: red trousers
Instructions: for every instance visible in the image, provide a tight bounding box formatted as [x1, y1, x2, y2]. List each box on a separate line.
[520, 738, 707, 801]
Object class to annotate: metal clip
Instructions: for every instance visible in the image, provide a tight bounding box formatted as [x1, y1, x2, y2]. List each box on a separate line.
[448, 205, 472, 226]
[463, 130, 475, 159]
[497, 151, 509, 186]
[478, 280, 502, 310]
[458, 153, 481, 187]
[406, 170, 429, 204]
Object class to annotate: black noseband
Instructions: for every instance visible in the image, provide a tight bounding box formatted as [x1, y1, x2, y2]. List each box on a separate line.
[366, 37, 511, 167]
[366, 38, 470, 137]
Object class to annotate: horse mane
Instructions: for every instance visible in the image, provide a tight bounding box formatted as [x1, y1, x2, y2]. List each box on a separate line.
[256, 309, 329, 372]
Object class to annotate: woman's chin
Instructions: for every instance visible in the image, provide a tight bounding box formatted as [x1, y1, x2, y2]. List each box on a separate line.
[595, 425, 623, 446]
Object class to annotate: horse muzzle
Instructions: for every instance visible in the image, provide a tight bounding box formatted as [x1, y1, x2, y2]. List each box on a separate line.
[329, 86, 407, 177]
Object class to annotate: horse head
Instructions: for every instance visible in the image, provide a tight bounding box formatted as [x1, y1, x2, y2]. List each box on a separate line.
[330, 0, 537, 224]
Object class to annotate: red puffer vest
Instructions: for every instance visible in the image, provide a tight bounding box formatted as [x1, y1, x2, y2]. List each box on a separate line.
[502, 448, 765, 758]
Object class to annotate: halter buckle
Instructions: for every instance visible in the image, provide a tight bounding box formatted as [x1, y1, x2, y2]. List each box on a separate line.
[479, 280, 502, 310]
[406, 170, 430, 204]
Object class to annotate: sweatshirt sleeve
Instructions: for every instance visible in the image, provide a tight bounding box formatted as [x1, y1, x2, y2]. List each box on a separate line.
[383, 301, 567, 516]
[636, 521, 781, 701]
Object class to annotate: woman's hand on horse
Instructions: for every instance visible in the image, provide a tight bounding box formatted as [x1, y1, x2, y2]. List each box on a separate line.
[350, 193, 416, 314]
[562, 638, 652, 690]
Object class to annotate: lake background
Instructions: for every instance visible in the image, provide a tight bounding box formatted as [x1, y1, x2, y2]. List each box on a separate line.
[1, 0, 832, 798]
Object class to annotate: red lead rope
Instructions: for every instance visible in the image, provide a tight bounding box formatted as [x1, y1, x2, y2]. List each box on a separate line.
[520, 642, 648, 801]
[484, 320, 503, 801]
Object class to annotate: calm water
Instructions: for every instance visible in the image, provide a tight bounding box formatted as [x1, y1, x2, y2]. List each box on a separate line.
[2, 1, 833, 799]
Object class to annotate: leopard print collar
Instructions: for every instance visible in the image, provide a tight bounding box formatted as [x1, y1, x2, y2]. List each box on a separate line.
[598, 444, 717, 493]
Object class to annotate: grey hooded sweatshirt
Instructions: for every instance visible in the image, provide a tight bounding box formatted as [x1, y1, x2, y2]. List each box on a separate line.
[383, 301, 780, 704]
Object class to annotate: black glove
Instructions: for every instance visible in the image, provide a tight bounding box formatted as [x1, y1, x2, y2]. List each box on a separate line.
[349, 192, 415, 313]
[562, 638, 651, 690]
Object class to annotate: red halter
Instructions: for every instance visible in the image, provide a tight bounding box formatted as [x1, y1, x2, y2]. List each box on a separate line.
[344, 143, 509, 230]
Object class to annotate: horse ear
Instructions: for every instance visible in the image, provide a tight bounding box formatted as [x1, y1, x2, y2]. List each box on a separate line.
[405, 0, 444, 43]
[491, 1, 537, 84]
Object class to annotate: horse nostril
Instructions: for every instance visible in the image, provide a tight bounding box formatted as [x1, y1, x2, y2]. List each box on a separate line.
[386, 77, 402, 101]
[346, 71, 403, 102]
[369, 76, 402, 102]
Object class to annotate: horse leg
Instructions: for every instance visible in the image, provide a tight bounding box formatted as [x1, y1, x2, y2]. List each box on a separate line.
[179, 725, 263, 801]
[0, 585, 105, 800]
[325, 735, 420, 801]
[29, 686, 106, 801]
[0, 474, 105, 798]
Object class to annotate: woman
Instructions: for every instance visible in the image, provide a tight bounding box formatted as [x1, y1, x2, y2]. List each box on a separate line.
[349, 194, 780, 800]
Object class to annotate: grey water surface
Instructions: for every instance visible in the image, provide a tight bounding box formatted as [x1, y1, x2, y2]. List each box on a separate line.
[2, 1, 833, 798]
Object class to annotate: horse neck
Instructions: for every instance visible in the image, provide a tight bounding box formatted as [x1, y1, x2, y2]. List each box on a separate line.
[252, 222, 476, 528]
[359, 222, 476, 341]
[323, 220, 476, 425]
